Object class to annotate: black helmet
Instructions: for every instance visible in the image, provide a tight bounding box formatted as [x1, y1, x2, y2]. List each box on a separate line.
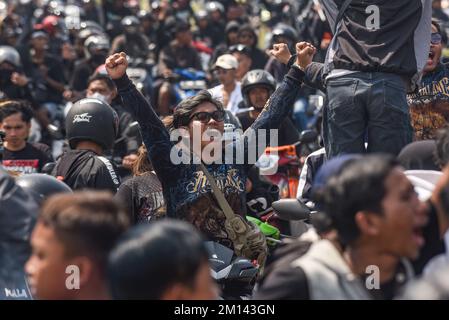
[84, 34, 110, 59]
[16, 173, 72, 205]
[0, 45, 21, 68]
[66, 98, 118, 150]
[137, 10, 154, 22]
[121, 15, 139, 27]
[271, 23, 298, 44]
[241, 69, 276, 107]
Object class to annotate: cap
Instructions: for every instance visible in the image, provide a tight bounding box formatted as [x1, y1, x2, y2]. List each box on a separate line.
[214, 54, 238, 70]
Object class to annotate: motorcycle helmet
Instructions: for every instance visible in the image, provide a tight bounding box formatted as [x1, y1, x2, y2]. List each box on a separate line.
[0, 46, 21, 68]
[84, 34, 110, 60]
[16, 173, 72, 205]
[121, 15, 140, 35]
[241, 69, 276, 108]
[65, 98, 118, 151]
[271, 23, 298, 44]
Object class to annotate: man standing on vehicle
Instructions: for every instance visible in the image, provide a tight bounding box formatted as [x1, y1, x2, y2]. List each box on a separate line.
[319, 0, 432, 157]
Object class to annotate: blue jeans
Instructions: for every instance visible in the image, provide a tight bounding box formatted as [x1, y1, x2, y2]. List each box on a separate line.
[324, 72, 413, 158]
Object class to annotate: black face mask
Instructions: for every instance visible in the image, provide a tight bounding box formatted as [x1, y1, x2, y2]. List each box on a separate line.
[91, 53, 107, 65]
[0, 69, 13, 86]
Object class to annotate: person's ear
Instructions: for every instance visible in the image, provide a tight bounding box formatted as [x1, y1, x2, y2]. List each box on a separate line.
[70, 256, 95, 288]
[111, 88, 118, 100]
[355, 211, 383, 237]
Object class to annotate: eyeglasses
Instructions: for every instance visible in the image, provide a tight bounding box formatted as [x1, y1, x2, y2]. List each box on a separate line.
[431, 33, 442, 45]
[189, 110, 225, 123]
[229, 44, 251, 55]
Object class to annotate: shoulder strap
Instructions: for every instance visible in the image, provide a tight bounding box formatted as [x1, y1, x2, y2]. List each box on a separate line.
[198, 162, 236, 221]
[334, 0, 352, 33]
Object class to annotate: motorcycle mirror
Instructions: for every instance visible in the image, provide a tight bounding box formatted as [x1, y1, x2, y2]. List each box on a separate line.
[41, 162, 56, 175]
[272, 199, 311, 221]
[299, 130, 318, 144]
[124, 121, 140, 138]
[47, 124, 64, 140]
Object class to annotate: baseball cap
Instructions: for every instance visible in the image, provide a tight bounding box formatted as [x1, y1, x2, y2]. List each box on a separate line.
[214, 54, 238, 70]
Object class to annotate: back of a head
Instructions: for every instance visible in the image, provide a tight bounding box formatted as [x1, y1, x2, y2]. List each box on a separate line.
[322, 154, 398, 246]
[107, 219, 208, 300]
[16, 173, 72, 205]
[65, 98, 118, 150]
[39, 192, 129, 269]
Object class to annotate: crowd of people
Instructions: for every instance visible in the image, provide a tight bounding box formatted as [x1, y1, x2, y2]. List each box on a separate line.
[2, 0, 449, 301]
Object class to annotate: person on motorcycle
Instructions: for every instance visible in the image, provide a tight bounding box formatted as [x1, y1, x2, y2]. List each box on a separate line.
[210, 20, 240, 68]
[110, 16, 151, 61]
[70, 34, 110, 92]
[265, 23, 299, 83]
[0, 46, 34, 103]
[85, 73, 140, 172]
[229, 44, 253, 82]
[237, 69, 300, 146]
[108, 219, 218, 300]
[19, 30, 66, 115]
[236, 24, 268, 70]
[208, 54, 243, 115]
[0, 100, 53, 174]
[157, 20, 203, 116]
[51, 98, 121, 193]
[115, 144, 165, 224]
[105, 41, 316, 263]
[26, 191, 129, 299]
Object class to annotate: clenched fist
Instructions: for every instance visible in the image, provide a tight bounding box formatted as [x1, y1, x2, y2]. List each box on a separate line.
[295, 42, 316, 70]
[269, 43, 292, 65]
[105, 52, 128, 80]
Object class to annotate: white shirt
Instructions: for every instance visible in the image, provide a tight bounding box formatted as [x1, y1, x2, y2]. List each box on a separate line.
[208, 82, 243, 115]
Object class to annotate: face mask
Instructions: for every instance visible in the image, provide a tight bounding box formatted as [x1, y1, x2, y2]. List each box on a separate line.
[0, 69, 13, 85]
[91, 53, 107, 65]
[87, 92, 110, 104]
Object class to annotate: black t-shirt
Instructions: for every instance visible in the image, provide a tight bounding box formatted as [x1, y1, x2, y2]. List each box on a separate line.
[115, 172, 165, 224]
[52, 149, 120, 193]
[70, 59, 95, 92]
[237, 111, 300, 146]
[1, 142, 53, 174]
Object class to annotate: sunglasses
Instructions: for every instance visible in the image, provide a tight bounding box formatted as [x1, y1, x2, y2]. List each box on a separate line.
[229, 44, 251, 55]
[189, 110, 225, 123]
[431, 33, 442, 45]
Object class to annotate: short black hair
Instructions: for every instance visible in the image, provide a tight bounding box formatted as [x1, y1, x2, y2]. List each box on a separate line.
[167, 90, 224, 131]
[432, 18, 447, 44]
[87, 73, 116, 91]
[0, 100, 33, 123]
[40, 192, 130, 270]
[107, 219, 209, 300]
[322, 155, 398, 246]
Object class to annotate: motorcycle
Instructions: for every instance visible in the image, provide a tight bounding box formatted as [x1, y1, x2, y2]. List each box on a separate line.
[256, 129, 319, 199]
[171, 68, 208, 102]
[205, 241, 259, 300]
